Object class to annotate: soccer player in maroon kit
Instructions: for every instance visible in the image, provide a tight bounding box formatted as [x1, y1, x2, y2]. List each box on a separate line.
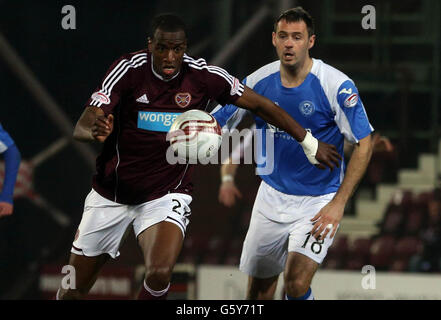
[56, 14, 341, 300]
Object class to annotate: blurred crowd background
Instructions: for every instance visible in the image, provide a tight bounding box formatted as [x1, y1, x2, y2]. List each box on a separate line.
[0, 0, 440, 299]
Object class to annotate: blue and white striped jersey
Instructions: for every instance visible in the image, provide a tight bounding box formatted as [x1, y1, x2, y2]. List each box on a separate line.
[212, 58, 374, 196]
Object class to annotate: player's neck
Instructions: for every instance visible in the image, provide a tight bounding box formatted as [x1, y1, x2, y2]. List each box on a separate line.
[280, 57, 313, 88]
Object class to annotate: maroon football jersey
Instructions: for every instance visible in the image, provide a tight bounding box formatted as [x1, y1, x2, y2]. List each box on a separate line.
[85, 50, 244, 204]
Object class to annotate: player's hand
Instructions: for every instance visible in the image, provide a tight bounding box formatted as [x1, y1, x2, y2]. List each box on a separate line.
[314, 140, 342, 171]
[372, 133, 393, 153]
[310, 199, 344, 240]
[92, 114, 114, 143]
[0, 202, 13, 217]
[218, 181, 242, 207]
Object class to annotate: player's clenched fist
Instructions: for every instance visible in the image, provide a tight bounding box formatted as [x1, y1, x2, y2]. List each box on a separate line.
[92, 114, 114, 142]
[314, 141, 342, 171]
[218, 181, 242, 207]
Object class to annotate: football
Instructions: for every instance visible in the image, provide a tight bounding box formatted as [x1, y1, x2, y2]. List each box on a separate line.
[168, 110, 222, 163]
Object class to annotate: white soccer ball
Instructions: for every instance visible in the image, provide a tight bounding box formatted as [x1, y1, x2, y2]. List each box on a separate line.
[168, 110, 222, 163]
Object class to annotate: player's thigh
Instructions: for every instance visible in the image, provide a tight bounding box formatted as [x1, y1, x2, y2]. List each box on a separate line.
[72, 189, 132, 259]
[288, 195, 338, 265]
[133, 193, 191, 267]
[62, 252, 109, 295]
[240, 207, 290, 279]
[137, 220, 183, 269]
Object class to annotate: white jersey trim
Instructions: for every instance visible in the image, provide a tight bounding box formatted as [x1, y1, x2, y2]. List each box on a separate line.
[183, 54, 245, 96]
[0, 141, 7, 153]
[244, 60, 280, 89]
[310, 58, 359, 143]
[91, 53, 148, 107]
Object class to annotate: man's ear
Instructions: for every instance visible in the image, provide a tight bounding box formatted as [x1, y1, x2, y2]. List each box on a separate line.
[308, 34, 316, 50]
[272, 32, 276, 47]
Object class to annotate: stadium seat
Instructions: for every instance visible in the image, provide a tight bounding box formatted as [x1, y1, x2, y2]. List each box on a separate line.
[350, 238, 372, 259]
[404, 210, 425, 235]
[369, 235, 396, 270]
[381, 209, 404, 235]
[394, 236, 423, 259]
[326, 235, 348, 260]
[342, 238, 371, 270]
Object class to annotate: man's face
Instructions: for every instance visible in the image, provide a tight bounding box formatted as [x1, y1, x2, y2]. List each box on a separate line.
[148, 29, 187, 79]
[272, 19, 315, 69]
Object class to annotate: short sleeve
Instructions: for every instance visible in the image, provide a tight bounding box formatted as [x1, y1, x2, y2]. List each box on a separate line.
[335, 80, 374, 143]
[85, 52, 148, 115]
[210, 77, 249, 129]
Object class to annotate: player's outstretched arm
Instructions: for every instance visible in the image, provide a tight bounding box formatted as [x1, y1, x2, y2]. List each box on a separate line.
[73, 106, 114, 143]
[234, 86, 341, 170]
[218, 157, 242, 207]
[310, 134, 373, 239]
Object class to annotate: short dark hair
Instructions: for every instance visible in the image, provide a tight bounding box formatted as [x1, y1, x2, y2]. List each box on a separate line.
[151, 13, 187, 38]
[274, 7, 315, 37]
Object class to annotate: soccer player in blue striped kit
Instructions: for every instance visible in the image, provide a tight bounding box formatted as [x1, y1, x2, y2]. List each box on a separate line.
[0, 123, 21, 218]
[214, 7, 374, 300]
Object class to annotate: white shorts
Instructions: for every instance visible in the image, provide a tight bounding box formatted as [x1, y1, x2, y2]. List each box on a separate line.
[71, 189, 192, 259]
[239, 181, 338, 278]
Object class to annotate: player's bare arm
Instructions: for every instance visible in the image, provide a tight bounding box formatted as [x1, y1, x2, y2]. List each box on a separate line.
[310, 134, 373, 239]
[235, 86, 341, 170]
[73, 106, 114, 143]
[218, 157, 242, 207]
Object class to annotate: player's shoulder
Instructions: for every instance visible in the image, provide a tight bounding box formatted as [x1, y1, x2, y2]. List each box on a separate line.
[310, 58, 354, 93]
[183, 53, 207, 67]
[182, 53, 239, 88]
[118, 49, 148, 61]
[182, 54, 230, 76]
[245, 60, 280, 89]
[109, 49, 149, 71]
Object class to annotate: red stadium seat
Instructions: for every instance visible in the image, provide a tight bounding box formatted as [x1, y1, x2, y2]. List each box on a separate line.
[381, 209, 404, 235]
[404, 210, 425, 235]
[327, 235, 348, 260]
[342, 237, 371, 270]
[369, 235, 396, 269]
[394, 236, 423, 259]
[350, 238, 372, 259]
